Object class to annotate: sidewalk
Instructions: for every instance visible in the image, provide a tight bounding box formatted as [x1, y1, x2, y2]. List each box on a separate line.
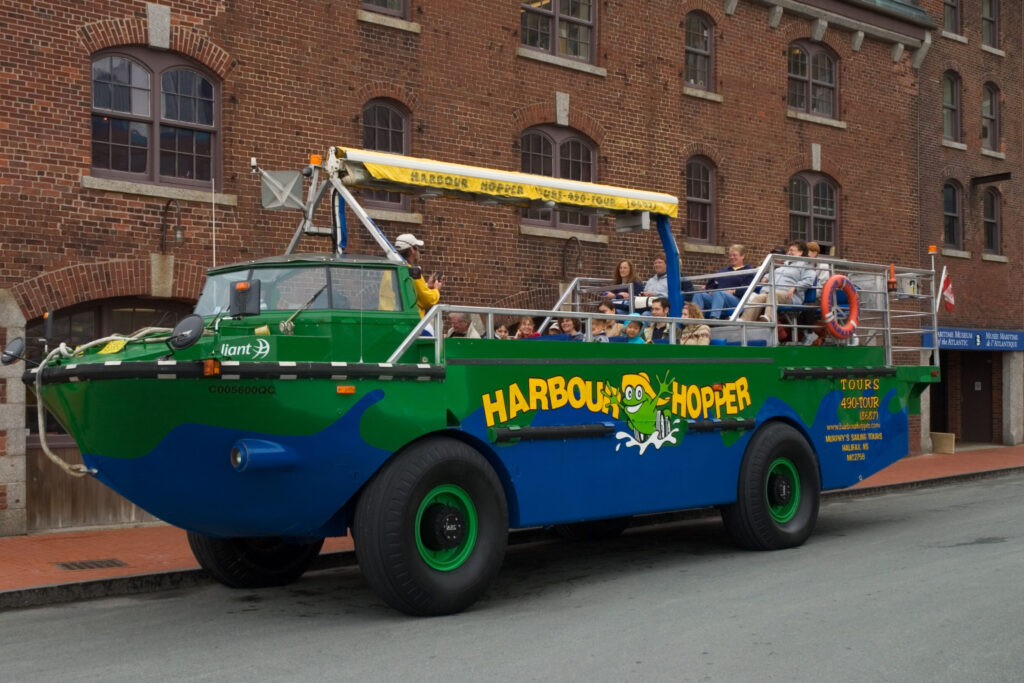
[2, 443, 1023, 609]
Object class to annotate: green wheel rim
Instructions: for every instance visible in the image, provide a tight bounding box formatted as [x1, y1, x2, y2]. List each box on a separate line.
[765, 457, 801, 524]
[414, 484, 478, 571]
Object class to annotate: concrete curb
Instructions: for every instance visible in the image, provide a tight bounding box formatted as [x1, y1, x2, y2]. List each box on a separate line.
[3, 466, 1023, 611]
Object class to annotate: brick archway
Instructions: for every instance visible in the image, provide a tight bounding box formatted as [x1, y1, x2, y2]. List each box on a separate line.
[11, 259, 207, 321]
[79, 18, 234, 78]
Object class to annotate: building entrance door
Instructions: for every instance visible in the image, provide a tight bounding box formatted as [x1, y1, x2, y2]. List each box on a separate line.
[960, 351, 993, 443]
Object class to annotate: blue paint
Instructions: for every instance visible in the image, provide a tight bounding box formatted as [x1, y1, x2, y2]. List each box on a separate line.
[84, 391, 392, 538]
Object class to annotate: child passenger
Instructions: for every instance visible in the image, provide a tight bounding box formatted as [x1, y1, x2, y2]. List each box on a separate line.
[624, 317, 646, 344]
[678, 302, 711, 345]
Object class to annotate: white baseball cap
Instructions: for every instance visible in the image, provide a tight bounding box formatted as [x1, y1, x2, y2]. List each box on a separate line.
[395, 233, 424, 250]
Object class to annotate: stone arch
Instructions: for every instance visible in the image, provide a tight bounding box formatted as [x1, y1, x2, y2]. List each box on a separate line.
[79, 18, 234, 78]
[782, 153, 843, 187]
[11, 259, 206, 321]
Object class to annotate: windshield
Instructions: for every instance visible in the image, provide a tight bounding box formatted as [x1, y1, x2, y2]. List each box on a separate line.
[194, 265, 402, 316]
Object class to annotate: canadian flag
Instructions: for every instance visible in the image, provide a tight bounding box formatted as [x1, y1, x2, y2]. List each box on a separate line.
[937, 266, 955, 312]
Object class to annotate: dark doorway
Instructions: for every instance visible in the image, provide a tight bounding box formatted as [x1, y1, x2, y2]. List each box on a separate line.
[930, 350, 950, 433]
[960, 351, 994, 443]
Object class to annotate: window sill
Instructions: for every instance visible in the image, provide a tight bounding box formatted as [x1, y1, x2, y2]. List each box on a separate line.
[982, 253, 1008, 263]
[683, 242, 726, 255]
[786, 110, 847, 129]
[519, 224, 609, 244]
[356, 9, 421, 34]
[980, 149, 1005, 160]
[941, 247, 971, 259]
[942, 140, 967, 151]
[682, 86, 723, 103]
[981, 44, 1005, 57]
[940, 30, 968, 44]
[82, 175, 238, 205]
[515, 47, 607, 77]
[365, 208, 423, 224]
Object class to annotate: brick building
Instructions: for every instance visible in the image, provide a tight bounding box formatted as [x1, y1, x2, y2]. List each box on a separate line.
[914, 0, 1024, 451]
[0, 0, 1020, 535]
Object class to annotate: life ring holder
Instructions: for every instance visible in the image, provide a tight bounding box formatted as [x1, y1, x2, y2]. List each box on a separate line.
[820, 274, 859, 339]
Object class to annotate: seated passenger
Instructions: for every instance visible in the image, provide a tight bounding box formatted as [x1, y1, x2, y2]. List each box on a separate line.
[446, 311, 481, 338]
[602, 260, 643, 314]
[678, 302, 711, 345]
[558, 317, 585, 341]
[623, 317, 646, 344]
[514, 316, 539, 338]
[494, 323, 510, 339]
[593, 301, 624, 340]
[640, 257, 669, 300]
[740, 241, 816, 323]
[806, 241, 831, 285]
[644, 297, 677, 342]
[692, 244, 755, 320]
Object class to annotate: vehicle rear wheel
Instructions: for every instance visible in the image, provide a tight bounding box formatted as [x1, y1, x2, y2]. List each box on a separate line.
[354, 437, 508, 616]
[187, 532, 324, 588]
[552, 516, 632, 541]
[720, 421, 820, 551]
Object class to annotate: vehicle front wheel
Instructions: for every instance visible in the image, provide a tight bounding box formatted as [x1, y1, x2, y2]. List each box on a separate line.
[354, 437, 508, 616]
[187, 533, 324, 588]
[720, 421, 821, 551]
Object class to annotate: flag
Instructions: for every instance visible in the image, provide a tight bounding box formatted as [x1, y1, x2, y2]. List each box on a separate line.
[937, 266, 955, 313]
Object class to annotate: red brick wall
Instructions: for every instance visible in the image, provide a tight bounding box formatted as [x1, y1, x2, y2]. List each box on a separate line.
[0, 1, 964, 308]
[917, 0, 1024, 331]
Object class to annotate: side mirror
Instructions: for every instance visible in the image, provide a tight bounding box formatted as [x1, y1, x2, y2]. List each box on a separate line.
[229, 279, 262, 318]
[1, 337, 26, 365]
[167, 315, 205, 352]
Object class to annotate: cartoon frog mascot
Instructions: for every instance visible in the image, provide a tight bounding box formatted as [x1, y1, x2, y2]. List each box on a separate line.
[616, 371, 671, 443]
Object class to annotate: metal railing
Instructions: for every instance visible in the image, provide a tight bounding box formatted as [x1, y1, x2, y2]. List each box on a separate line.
[386, 254, 939, 368]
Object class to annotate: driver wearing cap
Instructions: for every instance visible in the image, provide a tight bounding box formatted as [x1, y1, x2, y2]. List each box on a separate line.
[395, 233, 443, 317]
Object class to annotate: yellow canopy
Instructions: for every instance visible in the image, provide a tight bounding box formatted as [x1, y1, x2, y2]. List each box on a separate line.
[334, 147, 678, 218]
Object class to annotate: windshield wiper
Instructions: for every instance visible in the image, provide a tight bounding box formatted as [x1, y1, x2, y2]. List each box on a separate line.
[279, 284, 328, 334]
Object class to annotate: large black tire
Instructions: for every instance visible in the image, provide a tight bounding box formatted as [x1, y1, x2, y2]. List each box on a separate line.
[354, 437, 508, 616]
[720, 421, 821, 551]
[187, 532, 324, 588]
[552, 516, 632, 541]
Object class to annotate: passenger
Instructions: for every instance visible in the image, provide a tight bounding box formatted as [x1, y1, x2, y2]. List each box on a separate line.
[644, 297, 677, 342]
[514, 316, 539, 339]
[640, 257, 669, 299]
[678, 302, 711, 345]
[446, 311, 481, 338]
[593, 301, 624, 339]
[558, 317, 585, 341]
[602, 260, 643, 314]
[740, 240, 816, 322]
[806, 241, 832, 285]
[494, 323, 510, 339]
[624, 317, 646, 344]
[394, 233, 442, 318]
[692, 244, 756, 320]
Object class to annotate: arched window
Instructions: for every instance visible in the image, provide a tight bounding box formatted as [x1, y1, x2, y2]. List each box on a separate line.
[91, 49, 220, 188]
[685, 157, 715, 242]
[789, 172, 837, 249]
[982, 83, 1000, 151]
[982, 0, 999, 48]
[983, 188, 1001, 254]
[520, 126, 596, 232]
[684, 12, 713, 91]
[787, 42, 837, 119]
[942, 72, 961, 142]
[24, 297, 193, 437]
[943, 182, 963, 248]
[362, 99, 410, 210]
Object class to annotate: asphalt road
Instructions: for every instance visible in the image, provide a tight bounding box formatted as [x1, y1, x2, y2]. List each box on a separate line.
[3, 473, 1023, 682]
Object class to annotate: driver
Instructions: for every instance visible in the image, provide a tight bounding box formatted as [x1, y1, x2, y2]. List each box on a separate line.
[395, 233, 443, 317]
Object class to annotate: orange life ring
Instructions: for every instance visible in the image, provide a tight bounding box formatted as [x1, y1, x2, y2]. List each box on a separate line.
[820, 274, 859, 339]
